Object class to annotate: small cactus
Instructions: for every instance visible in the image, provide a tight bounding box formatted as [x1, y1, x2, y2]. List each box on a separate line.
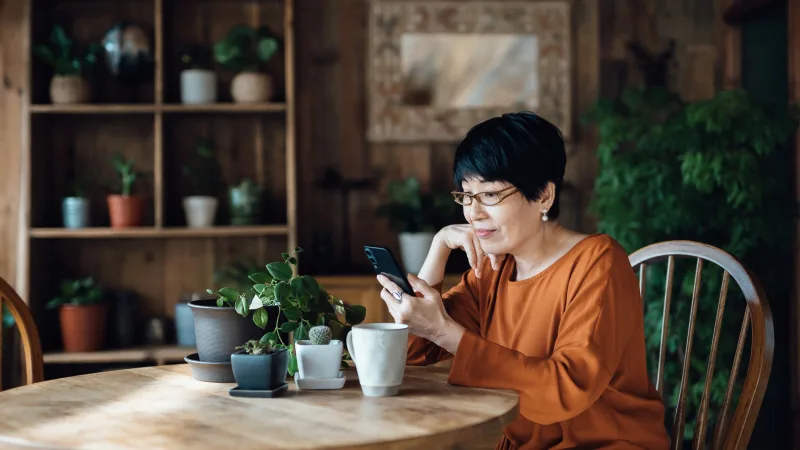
[309, 325, 332, 345]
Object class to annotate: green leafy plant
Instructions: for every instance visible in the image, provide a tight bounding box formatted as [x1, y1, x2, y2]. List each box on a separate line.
[213, 25, 279, 73]
[183, 137, 223, 197]
[111, 153, 141, 196]
[375, 176, 459, 233]
[583, 87, 798, 440]
[2, 305, 14, 329]
[309, 325, 332, 345]
[46, 277, 104, 309]
[207, 247, 366, 375]
[236, 339, 274, 355]
[34, 24, 101, 76]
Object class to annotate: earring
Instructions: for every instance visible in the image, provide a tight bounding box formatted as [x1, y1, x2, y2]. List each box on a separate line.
[541, 209, 549, 222]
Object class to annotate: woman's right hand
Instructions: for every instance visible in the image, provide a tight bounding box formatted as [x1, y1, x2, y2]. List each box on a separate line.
[436, 225, 506, 278]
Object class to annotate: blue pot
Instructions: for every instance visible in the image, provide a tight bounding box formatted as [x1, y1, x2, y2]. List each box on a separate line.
[174, 302, 196, 347]
[231, 348, 289, 390]
[62, 197, 89, 229]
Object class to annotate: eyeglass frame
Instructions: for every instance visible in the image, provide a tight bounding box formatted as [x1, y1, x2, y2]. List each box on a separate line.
[450, 185, 519, 206]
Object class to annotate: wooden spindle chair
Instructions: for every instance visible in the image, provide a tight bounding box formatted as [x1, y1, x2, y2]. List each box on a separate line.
[0, 276, 43, 391]
[629, 241, 773, 450]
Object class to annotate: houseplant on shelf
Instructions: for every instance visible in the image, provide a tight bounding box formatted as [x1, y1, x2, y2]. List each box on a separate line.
[46, 277, 107, 352]
[107, 153, 144, 228]
[62, 178, 89, 229]
[213, 25, 279, 103]
[583, 87, 798, 443]
[231, 339, 290, 392]
[228, 178, 263, 225]
[207, 247, 367, 377]
[375, 176, 459, 274]
[33, 24, 101, 104]
[182, 137, 223, 228]
[179, 44, 216, 105]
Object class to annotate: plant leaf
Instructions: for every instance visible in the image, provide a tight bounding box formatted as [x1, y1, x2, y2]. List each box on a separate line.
[253, 308, 269, 329]
[345, 305, 367, 325]
[260, 331, 277, 345]
[234, 295, 249, 316]
[248, 272, 273, 284]
[267, 262, 292, 281]
[294, 322, 308, 341]
[283, 306, 302, 321]
[219, 287, 240, 300]
[300, 275, 319, 297]
[280, 321, 299, 333]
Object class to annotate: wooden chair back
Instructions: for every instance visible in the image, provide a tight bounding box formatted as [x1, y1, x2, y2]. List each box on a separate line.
[0, 276, 43, 390]
[628, 240, 773, 450]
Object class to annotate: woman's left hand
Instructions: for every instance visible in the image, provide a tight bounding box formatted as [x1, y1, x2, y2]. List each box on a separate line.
[376, 273, 464, 352]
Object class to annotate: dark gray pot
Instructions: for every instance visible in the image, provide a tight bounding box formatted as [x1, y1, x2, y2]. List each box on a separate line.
[188, 299, 266, 363]
[231, 348, 290, 390]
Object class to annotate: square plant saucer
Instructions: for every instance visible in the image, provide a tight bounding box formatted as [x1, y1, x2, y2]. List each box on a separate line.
[229, 383, 289, 398]
[294, 371, 346, 390]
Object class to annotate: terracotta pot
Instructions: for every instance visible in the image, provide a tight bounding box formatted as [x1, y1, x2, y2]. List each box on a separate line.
[59, 303, 108, 352]
[107, 195, 144, 228]
[50, 75, 90, 104]
[230, 72, 273, 103]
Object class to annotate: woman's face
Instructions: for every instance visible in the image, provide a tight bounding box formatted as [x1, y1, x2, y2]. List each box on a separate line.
[460, 177, 547, 256]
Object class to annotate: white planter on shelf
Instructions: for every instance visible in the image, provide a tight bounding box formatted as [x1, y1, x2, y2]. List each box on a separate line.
[296, 339, 343, 380]
[182, 196, 218, 228]
[398, 231, 436, 275]
[180, 69, 217, 105]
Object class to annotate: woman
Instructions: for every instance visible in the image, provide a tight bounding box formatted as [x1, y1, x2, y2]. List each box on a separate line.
[376, 112, 670, 449]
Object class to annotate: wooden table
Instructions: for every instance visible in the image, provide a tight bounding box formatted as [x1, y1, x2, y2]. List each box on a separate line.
[0, 363, 518, 450]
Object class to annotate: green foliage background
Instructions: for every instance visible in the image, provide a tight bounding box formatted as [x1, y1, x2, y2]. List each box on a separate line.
[583, 87, 798, 440]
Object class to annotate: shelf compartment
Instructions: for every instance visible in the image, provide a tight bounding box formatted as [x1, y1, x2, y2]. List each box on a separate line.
[30, 115, 156, 228]
[29, 225, 289, 238]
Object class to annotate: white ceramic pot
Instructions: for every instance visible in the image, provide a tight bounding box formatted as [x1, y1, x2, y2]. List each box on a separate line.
[50, 75, 89, 104]
[180, 69, 217, 105]
[296, 339, 343, 379]
[398, 231, 436, 274]
[182, 196, 218, 228]
[62, 197, 90, 229]
[230, 72, 273, 103]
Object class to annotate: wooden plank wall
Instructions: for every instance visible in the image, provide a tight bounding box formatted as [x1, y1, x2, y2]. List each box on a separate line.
[293, 0, 722, 274]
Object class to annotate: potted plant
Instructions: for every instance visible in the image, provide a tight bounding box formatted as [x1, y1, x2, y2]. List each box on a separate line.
[46, 277, 107, 352]
[228, 178, 263, 225]
[179, 45, 216, 105]
[107, 153, 144, 228]
[213, 25, 279, 103]
[182, 137, 223, 228]
[231, 339, 290, 391]
[375, 177, 459, 274]
[33, 24, 101, 104]
[207, 247, 367, 377]
[295, 325, 343, 380]
[62, 178, 89, 229]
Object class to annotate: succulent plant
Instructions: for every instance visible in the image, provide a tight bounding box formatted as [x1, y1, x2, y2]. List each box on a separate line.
[236, 339, 271, 355]
[309, 325, 332, 345]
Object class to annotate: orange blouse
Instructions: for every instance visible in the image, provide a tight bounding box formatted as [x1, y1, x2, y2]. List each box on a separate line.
[408, 234, 670, 449]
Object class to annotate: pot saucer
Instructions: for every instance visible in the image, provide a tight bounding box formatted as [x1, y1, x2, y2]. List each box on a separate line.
[294, 371, 346, 390]
[229, 383, 289, 398]
[184, 353, 234, 383]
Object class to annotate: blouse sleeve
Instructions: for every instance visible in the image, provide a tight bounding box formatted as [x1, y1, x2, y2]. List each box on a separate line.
[446, 247, 638, 424]
[406, 266, 483, 366]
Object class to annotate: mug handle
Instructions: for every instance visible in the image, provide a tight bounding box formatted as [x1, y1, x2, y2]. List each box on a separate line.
[346, 331, 357, 366]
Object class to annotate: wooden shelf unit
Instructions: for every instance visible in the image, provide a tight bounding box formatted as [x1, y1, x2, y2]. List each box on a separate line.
[43, 345, 195, 365]
[22, 0, 297, 357]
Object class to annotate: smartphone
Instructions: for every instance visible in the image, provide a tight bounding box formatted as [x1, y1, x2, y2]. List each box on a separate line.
[364, 245, 415, 296]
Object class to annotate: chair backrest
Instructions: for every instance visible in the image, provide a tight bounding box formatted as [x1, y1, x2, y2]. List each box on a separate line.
[0, 276, 43, 390]
[628, 240, 773, 450]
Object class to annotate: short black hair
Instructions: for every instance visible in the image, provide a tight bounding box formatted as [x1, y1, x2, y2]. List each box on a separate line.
[453, 111, 566, 219]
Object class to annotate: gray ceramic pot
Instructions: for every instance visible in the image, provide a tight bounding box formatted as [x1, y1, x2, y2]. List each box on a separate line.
[174, 302, 195, 347]
[231, 348, 289, 390]
[188, 299, 265, 363]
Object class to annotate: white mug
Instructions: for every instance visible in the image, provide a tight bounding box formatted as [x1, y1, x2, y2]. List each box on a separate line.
[346, 323, 409, 397]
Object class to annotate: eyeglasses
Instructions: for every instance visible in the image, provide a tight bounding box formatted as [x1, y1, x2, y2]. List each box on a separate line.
[451, 185, 519, 206]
